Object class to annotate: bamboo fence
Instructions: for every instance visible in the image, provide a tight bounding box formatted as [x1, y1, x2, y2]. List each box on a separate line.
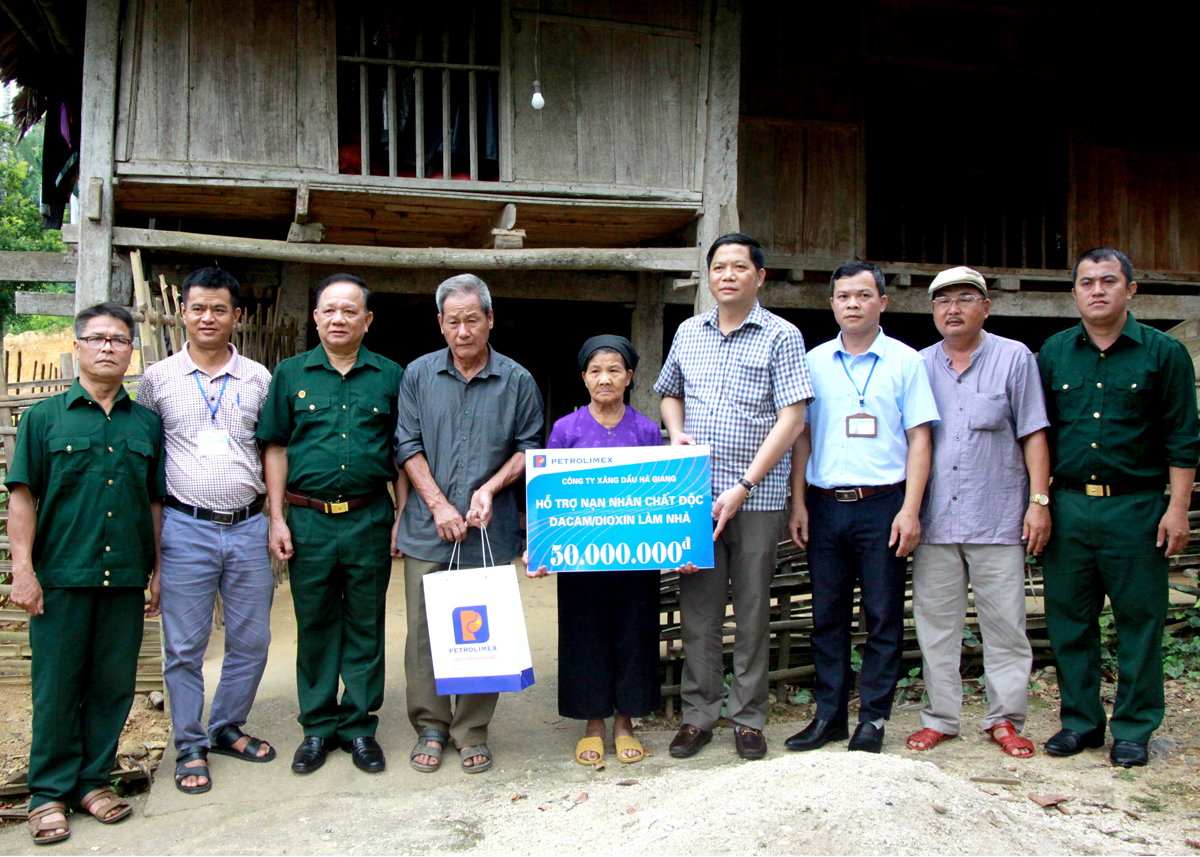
[655, 500, 1200, 716]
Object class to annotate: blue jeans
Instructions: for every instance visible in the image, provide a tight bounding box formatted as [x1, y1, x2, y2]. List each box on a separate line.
[160, 506, 274, 754]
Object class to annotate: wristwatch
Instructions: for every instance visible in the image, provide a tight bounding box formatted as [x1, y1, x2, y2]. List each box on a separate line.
[1029, 493, 1049, 506]
[737, 477, 757, 496]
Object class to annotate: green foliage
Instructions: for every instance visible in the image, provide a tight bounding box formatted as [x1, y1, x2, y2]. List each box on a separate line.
[1162, 606, 1200, 685]
[0, 118, 72, 330]
[895, 665, 922, 689]
[791, 688, 813, 705]
[961, 625, 981, 648]
[850, 645, 863, 674]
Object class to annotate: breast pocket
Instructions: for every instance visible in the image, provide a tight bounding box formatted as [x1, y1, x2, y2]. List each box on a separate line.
[122, 437, 156, 484]
[355, 398, 393, 438]
[967, 392, 1010, 431]
[48, 435, 91, 486]
[1050, 375, 1089, 422]
[233, 403, 260, 441]
[729, 358, 771, 414]
[1109, 371, 1155, 423]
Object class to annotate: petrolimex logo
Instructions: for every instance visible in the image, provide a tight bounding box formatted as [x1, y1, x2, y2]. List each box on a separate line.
[453, 606, 489, 645]
[533, 454, 547, 468]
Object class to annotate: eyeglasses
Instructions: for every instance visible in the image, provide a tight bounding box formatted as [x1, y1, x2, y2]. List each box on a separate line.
[932, 295, 984, 308]
[78, 335, 134, 350]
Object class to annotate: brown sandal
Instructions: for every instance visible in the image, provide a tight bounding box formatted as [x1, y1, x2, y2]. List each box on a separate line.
[28, 801, 70, 845]
[985, 720, 1035, 758]
[79, 788, 132, 824]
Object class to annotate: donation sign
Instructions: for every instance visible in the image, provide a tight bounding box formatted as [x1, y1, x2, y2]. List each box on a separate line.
[525, 445, 715, 572]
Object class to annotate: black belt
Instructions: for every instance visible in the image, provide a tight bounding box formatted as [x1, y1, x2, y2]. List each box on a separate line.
[1058, 480, 1164, 498]
[812, 482, 904, 502]
[166, 495, 265, 525]
[285, 490, 384, 514]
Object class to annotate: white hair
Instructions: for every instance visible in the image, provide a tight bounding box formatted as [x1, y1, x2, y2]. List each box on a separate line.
[435, 274, 492, 316]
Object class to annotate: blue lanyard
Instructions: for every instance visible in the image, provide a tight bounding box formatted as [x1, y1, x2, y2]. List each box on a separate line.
[837, 352, 879, 408]
[194, 372, 229, 423]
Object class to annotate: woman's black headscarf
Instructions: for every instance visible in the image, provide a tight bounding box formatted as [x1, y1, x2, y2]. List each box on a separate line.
[577, 335, 639, 372]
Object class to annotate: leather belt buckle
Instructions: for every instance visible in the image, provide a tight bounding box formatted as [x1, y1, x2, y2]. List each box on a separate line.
[210, 510, 237, 525]
[834, 488, 861, 503]
[326, 501, 350, 514]
[1084, 484, 1108, 497]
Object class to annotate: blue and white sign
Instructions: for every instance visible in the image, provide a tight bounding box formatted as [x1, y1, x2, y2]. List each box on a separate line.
[525, 445, 715, 572]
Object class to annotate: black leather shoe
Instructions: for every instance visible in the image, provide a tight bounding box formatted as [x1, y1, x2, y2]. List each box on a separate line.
[1044, 727, 1105, 757]
[848, 722, 885, 753]
[291, 736, 336, 774]
[344, 736, 386, 773]
[669, 724, 713, 758]
[784, 718, 849, 752]
[1110, 739, 1149, 768]
[734, 726, 768, 760]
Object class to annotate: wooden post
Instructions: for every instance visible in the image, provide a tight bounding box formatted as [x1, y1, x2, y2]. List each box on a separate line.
[630, 273, 665, 419]
[692, 0, 741, 318]
[76, 0, 122, 311]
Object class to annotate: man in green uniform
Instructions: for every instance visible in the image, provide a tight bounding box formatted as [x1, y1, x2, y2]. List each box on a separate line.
[7, 303, 166, 845]
[259, 274, 406, 775]
[1038, 248, 1199, 768]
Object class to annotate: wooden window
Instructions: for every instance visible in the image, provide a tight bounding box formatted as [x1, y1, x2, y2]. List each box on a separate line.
[336, 3, 501, 181]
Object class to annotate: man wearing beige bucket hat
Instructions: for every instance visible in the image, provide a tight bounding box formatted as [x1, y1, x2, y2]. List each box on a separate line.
[906, 265, 1051, 759]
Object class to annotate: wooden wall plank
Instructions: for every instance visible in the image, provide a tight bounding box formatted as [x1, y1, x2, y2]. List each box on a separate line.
[736, 119, 777, 250]
[295, 0, 334, 171]
[511, 21, 579, 181]
[772, 126, 804, 255]
[574, 25, 615, 183]
[131, 0, 190, 163]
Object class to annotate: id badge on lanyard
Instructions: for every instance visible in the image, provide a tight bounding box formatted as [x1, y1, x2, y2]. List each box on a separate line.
[838, 351, 880, 439]
[195, 371, 232, 455]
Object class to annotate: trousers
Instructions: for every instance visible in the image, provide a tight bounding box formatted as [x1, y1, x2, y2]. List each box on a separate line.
[679, 510, 785, 731]
[912, 543, 1032, 734]
[286, 494, 394, 741]
[28, 587, 143, 811]
[806, 486, 907, 723]
[159, 506, 275, 754]
[1042, 489, 1169, 744]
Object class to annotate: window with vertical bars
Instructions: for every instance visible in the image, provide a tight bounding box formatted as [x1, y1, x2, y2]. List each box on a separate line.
[336, 3, 501, 181]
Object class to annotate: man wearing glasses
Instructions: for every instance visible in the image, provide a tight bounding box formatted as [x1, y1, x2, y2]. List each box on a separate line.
[7, 303, 166, 844]
[136, 268, 276, 794]
[905, 266, 1050, 760]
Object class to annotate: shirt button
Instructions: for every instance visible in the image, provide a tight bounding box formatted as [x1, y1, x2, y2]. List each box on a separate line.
[1096, 383, 1103, 388]
[1062, 384, 1069, 390]
[65, 445, 72, 451]
[309, 404, 315, 410]
[1093, 412, 1100, 418]
[105, 545, 111, 552]
[956, 379, 961, 384]
[343, 405, 347, 410]
[341, 465, 346, 470]
[1100, 353, 1106, 358]
[107, 511, 113, 517]
[108, 446, 113, 452]
[1091, 443, 1098, 449]
[342, 434, 347, 439]
[952, 466, 958, 471]
[103, 581, 109, 586]
[1131, 383, 1137, 389]
[107, 479, 114, 485]
[952, 496, 957, 501]
[1091, 474, 1097, 480]
[373, 407, 378, 413]
[104, 570, 110, 577]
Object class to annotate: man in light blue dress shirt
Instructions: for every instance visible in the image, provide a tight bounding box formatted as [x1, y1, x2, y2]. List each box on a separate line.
[786, 261, 939, 754]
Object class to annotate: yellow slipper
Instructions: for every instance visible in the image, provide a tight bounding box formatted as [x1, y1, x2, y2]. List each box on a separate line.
[614, 734, 644, 763]
[575, 736, 604, 766]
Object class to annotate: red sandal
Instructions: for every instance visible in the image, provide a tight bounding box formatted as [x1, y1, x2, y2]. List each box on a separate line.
[986, 720, 1035, 758]
[906, 728, 955, 751]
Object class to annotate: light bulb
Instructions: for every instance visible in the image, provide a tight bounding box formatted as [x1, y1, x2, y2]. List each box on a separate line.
[531, 80, 545, 110]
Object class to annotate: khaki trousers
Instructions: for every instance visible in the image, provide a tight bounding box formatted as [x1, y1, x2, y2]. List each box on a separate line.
[403, 557, 498, 749]
[912, 543, 1032, 735]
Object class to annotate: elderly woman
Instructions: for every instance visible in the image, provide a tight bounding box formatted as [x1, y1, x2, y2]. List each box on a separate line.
[526, 335, 663, 765]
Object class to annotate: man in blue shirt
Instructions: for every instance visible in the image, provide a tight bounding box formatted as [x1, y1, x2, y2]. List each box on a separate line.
[786, 261, 939, 754]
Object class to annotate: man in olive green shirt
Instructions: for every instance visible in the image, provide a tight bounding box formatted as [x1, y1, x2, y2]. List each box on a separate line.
[7, 303, 166, 844]
[258, 274, 407, 775]
[1038, 248, 1200, 768]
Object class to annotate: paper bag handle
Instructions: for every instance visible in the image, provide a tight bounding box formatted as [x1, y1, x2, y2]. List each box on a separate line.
[480, 524, 496, 568]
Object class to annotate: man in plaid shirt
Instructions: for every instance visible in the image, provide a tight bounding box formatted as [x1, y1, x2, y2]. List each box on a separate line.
[655, 233, 814, 760]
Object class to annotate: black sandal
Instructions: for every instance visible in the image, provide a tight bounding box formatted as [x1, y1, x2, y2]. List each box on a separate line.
[174, 750, 212, 794]
[210, 724, 277, 763]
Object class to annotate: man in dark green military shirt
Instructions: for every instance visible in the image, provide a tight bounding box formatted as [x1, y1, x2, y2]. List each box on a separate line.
[258, 274, 407, 775]
[6, 303, 166, 845]
[1038, 248, 1200, 768]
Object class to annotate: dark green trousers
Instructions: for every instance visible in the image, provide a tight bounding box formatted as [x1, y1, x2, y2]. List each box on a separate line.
[287, 494, 393, 741]
[28, 587, 144, 811]
[1043, 489, 1170, 744]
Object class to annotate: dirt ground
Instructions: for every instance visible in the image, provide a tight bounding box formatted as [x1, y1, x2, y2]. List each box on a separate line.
[1, 562, 1198, 855]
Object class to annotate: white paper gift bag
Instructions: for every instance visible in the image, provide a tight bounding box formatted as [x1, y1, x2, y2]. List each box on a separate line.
[421, 531, 535, 695]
